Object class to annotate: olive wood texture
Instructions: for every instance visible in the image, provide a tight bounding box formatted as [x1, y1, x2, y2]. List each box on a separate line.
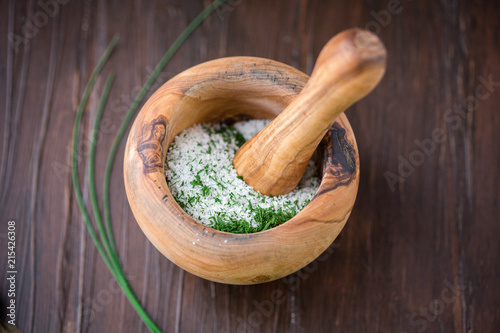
[124, 55, 359, 285]
[234, 29, 386, 195]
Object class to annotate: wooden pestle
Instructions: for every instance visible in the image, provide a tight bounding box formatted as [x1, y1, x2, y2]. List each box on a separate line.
[233, 29, 387, 196]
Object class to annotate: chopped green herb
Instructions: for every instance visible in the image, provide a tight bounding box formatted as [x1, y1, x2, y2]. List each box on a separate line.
[201, 185, 211, 196]
[165, 120, 320, 233]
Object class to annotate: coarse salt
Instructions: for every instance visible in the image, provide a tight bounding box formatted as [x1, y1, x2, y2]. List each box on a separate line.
[165, 119, 320, 232]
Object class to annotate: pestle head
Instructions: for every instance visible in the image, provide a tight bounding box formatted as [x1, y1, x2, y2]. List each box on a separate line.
[233, 29, 387, 196]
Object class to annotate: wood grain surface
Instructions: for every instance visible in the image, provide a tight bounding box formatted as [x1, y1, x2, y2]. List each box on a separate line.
[1, 0, 499, 332]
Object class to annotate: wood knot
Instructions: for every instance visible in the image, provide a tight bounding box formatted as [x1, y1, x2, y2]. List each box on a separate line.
[137, 116, 168, 173]
[250, 275, 271, 283]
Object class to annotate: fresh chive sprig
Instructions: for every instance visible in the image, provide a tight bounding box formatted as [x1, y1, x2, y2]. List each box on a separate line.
[71, 0, 229, 331]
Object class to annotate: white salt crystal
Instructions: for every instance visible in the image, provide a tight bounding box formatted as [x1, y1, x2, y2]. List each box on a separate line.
[165, 119, 320, 232]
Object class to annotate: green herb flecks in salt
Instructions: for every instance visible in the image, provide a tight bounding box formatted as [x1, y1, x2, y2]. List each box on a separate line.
[165, 119, 320, 233]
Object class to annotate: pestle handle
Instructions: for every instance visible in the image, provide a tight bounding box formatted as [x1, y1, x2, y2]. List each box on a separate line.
[233, 29, 387, 196]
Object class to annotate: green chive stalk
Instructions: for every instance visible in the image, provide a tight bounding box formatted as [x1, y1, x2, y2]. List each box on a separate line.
[71, 0, 229, 332]
[72, 63, 161, 332]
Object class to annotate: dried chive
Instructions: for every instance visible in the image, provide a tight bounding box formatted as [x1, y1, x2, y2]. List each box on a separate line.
[165, 121, 320, 234]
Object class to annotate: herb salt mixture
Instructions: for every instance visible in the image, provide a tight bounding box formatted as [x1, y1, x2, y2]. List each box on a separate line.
[165, 119, 320, 233]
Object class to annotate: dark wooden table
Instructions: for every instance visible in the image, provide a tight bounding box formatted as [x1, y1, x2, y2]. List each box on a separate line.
[1, 0, 499, 332]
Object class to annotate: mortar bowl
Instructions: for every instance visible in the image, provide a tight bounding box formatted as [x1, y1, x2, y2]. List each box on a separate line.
[124, 56, 359, 285]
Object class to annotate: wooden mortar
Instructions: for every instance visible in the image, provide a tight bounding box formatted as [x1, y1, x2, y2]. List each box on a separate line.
[124, 29, 383, 285]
